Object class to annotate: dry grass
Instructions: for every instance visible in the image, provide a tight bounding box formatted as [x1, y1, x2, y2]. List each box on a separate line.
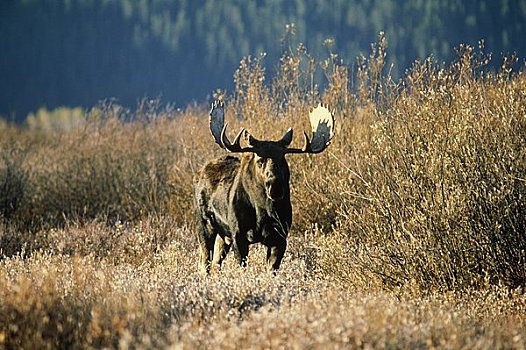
[1, 227, 525, 349]
[1, 36, 526, 348]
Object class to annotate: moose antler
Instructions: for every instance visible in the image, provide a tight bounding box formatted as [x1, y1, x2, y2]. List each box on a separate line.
[209, 101, 334, 155]
[284, 103, 335, 154]
[209, 100, 225, 148]
[209, 100, 254, 152]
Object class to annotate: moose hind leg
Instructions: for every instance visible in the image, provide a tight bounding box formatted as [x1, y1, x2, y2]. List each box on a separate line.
[211, 235, 231, 270]
[196, 217, 215, 274]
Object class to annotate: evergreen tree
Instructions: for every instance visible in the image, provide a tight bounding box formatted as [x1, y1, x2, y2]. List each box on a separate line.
[1, 0, 525, 121]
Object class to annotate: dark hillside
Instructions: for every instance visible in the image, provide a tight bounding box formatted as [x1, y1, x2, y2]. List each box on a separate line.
[1, 0, 525, 121]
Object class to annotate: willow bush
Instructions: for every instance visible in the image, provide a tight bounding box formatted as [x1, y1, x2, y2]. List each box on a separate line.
[1, 36, 525, 291]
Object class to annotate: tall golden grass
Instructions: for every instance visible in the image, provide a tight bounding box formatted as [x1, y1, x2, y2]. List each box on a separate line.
[1, 35, 526, 348]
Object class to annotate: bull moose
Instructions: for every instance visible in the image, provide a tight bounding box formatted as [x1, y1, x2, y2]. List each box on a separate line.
[193, 100, 334, 273]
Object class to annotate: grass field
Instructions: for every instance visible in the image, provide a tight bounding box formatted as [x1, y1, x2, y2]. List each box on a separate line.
[1, 38, 526, 348]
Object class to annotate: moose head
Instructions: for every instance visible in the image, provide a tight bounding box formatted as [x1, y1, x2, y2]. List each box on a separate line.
[209, 100, 334, 199]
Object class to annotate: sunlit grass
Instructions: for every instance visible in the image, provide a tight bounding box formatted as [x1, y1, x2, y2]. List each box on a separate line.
[1, 225, 525, 348]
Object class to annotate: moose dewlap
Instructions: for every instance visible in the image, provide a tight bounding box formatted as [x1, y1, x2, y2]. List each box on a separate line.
[193, 101, 335, 273]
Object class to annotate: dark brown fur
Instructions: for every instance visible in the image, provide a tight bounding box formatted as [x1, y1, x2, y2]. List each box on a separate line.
[195, 102, 333, 273]
[194, 150, 292, 273]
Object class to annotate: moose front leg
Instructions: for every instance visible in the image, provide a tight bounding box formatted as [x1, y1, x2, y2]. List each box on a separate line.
[266, 237, 287, 272]
[233, 234, 249, 268]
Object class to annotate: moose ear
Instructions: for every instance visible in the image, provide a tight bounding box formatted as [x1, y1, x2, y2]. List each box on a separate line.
[279, 128, 294, 147]
[246, 131, 261, 148]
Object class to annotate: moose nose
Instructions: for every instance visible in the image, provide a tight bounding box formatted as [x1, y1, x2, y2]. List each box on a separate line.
[266, 182, 284, 201]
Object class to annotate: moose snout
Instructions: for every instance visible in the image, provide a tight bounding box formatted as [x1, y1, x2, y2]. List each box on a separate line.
[265, 180, 284, 201]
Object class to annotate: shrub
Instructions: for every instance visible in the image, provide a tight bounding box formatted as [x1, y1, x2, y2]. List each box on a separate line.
[1, 37, 526, 291]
